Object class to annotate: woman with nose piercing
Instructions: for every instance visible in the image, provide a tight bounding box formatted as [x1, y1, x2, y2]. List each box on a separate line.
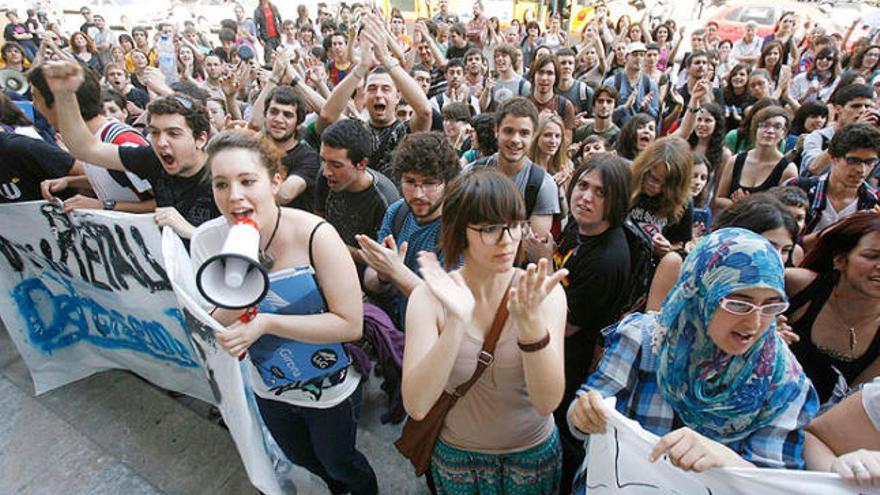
[191, 130, 378, 495]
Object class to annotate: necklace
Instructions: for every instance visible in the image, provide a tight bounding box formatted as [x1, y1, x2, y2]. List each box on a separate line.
[258, 207, 282, 271]
[828, 293, 859, 355]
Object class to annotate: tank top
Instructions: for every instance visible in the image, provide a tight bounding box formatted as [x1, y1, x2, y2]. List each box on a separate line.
[247, 221, 360, 408]
[729, 152, 791, 195]
[440, 319, 555, 454]
[787, 271, 880, 403]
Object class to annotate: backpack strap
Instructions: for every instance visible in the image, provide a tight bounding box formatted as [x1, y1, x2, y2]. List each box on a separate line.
[518, 78, 527, 96]
[391, 201, 411, 240]
[524, 163, 545, 218]
[556, 95, 566, 118]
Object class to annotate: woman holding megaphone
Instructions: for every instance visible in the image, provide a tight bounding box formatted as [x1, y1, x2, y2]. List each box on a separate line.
[190, 129, 378, 495]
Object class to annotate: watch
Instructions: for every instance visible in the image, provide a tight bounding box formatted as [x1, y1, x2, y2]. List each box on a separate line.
[103, 199, 117, 210]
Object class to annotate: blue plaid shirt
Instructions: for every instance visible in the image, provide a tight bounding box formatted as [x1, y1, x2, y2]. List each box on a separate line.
[569, 313, 818, 493]
[787, 175, 880, 235]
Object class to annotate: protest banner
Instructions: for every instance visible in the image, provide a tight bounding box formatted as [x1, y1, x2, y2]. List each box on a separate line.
[0, 201, 213, 403]
[584, 397, 880, 494]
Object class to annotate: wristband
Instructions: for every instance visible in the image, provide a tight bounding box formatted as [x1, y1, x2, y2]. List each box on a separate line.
[290, 75, 300, 87]
[384, 59, 400, 71]
[269, 75, 280, 85]
[518, 331, 551, 352]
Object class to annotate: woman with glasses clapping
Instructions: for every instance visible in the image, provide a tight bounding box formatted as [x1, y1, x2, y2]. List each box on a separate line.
[401, 169, 568, 494]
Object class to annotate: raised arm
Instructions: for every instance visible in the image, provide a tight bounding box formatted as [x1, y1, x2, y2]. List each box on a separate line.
[364, 14, 431, 132]
[667, 26, 686, 70]
[41, 60, 126, 171]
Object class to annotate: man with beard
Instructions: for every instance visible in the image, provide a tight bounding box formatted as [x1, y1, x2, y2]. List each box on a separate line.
[262, 86, 319, 212]
[40, 59, 218, 239]
[673, 50, 724, 111]
[355, 132, 460, 326]
[201, 54, 226, 100]
[572, 85, 620, 146]
[603, 42, 659, 128]
[462, 48, 485, 98]
[318, 14, 431, 184]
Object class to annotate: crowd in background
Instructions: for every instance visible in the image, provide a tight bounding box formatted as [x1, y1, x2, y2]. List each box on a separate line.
[4, 1, 880, 493]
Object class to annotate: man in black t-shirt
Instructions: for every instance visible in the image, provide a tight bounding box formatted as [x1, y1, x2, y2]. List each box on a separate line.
[41, 60, 219, 239]
[259, 86, 319, 213]
[0, 130, 75, 203]
[316, 120, 400, 271]
[317, 14, 432, 184]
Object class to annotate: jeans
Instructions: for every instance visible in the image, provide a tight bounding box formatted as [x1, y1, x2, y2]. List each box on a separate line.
[255, 384, 378, 495]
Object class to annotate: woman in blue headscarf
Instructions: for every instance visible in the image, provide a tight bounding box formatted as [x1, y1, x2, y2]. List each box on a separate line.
[567, 228, 819, 491]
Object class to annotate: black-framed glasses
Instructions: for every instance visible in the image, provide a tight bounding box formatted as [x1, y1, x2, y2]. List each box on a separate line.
[844, 156, 880, 169]
[467, 222, 530, 245]
[719, 297, 790, 317]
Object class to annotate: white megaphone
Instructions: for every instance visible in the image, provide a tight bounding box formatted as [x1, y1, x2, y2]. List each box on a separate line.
[196, 218, 269, 309]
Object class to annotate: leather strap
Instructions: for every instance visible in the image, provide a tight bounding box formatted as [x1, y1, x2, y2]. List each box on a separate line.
[450, 276, 514, 398]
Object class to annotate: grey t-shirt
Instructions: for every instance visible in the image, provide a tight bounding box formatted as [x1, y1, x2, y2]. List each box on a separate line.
[493, 76, 531, 105]
[464, 155, 561, 216]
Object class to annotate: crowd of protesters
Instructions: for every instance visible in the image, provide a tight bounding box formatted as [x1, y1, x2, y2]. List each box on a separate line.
[5, 0, 880, 493]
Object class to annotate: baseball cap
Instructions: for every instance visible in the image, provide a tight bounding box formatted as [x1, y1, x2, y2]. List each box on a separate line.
[625, 42, 647, 56]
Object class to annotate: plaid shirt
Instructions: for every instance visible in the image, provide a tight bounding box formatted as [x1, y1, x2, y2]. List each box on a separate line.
[787, 175, 880, 235]
[569, 313, 818, 493]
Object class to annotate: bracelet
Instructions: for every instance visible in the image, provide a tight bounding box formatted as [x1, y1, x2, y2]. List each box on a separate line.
[268, 75, 280, 85]
[518, 331, 551, 352]
[688, 105, 701, 112]
[290, 75, 300, 87]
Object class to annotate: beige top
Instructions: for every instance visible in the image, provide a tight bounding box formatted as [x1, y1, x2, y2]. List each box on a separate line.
[440, 321, 555, 454]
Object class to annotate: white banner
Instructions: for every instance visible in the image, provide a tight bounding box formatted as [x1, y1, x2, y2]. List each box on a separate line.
[585, 398, 878, 494]
[0, 201, 213, 403]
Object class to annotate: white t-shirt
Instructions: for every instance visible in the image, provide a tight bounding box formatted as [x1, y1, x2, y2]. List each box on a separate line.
[84, 121, 152, 202]
[815, 196, 859, 234]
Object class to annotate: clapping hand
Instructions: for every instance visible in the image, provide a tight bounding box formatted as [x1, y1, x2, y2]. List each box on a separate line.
[417, 251, 475, 322]
[355, 234, 408, 284]
[508, 259, 567, 329]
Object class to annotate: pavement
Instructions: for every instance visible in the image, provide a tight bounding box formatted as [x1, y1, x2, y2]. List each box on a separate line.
[0, 324, 428, 495]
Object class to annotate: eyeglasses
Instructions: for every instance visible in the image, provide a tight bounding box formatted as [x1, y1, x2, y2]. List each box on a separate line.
[719, 297, 790, 317]
[467, 222, 530, 245]
[843, 156, 880, 168]
[817, 55, 835, 61]
[757, 122, 786, 132]
[401, 179, 443, 193]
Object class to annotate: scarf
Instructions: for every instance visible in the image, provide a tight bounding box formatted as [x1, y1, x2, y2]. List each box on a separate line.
[655, 228, 807, 442]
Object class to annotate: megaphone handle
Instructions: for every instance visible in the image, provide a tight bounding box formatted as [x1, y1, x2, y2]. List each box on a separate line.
[237, 306, 259, 360]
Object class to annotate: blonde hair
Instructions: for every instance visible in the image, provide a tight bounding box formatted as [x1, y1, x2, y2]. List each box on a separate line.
[630, 136, 693, 222]
[529, 113, 572, 176]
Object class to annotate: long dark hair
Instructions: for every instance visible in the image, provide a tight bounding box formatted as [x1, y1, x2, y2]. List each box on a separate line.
[852, 45, 880, 73]
[723, 63, 751, 102]
[806, 46, 839, 84]
[687, 103, 726, 174]
[615, 113, 654, 160]
[758, 40, 783, 83]
[790, 100, 829, 136]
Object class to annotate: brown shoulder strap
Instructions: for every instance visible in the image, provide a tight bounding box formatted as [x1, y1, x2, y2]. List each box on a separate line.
[450, 275, 514, 398]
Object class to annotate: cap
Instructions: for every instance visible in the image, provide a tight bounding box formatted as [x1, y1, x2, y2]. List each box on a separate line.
[625, 42, 647, 56]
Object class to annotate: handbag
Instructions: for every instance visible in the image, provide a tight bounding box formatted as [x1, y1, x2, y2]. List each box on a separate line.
[394, 282, 513, 476]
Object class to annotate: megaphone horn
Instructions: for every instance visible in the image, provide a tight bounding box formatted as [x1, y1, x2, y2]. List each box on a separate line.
[196, 218, 269, 310]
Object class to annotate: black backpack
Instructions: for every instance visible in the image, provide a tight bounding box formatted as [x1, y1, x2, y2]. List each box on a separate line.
[470, 156, 546, 218]
[391, 201, 411, 240]
[620, 219, 655, 314]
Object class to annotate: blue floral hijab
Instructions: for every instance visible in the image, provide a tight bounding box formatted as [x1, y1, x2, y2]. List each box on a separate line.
[655, 228, 808, 443]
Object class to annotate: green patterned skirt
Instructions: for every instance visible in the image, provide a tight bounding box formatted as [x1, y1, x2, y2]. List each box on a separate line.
[430, 429, 562, 495]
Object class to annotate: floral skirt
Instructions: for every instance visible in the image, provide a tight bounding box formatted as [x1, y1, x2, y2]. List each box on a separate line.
[430, 428, 562, 495]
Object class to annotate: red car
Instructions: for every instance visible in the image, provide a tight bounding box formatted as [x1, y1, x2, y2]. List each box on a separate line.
[709, 2, 841, 43]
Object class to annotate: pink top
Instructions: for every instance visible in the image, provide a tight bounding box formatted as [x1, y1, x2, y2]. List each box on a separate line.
[440, 321, 555, 454]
